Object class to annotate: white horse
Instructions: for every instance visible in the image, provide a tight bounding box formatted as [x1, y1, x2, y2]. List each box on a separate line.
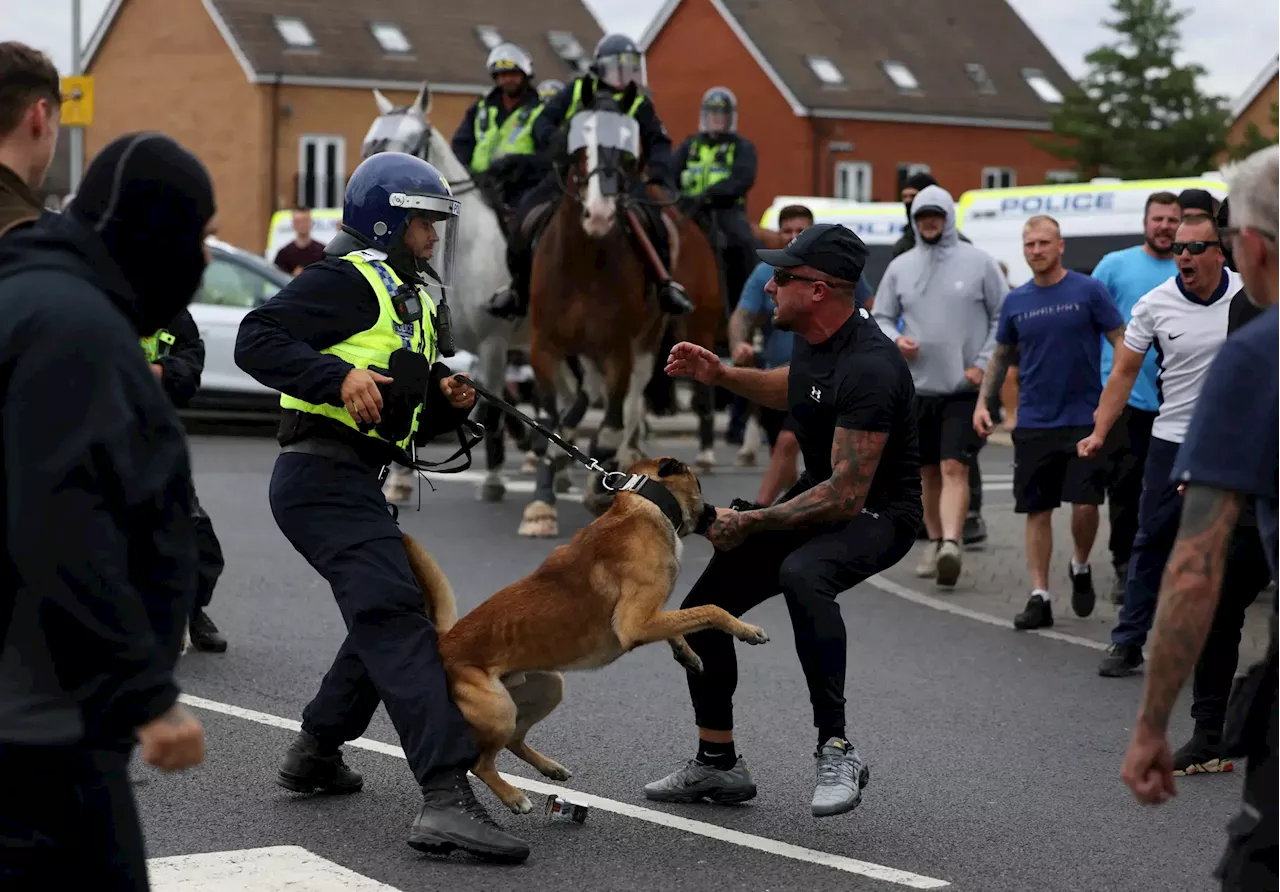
[362, 83, 588, 503]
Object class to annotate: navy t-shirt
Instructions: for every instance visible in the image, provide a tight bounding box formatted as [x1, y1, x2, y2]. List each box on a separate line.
[996, 270, 1125, 428]
[1172, 305, 1278, 578]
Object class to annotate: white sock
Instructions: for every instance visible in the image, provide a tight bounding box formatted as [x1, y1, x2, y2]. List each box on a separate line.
[1071, 560, 1090, 574]
[1032, 588, 1051, 603]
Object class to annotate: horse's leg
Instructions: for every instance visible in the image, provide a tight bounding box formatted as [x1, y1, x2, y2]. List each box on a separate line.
[619, 336, 657, 468]
[519, 341, 563, 538]
[692, 380, 717, 471]
[475, 335, 508, 502]
[581, 348, 633, 517]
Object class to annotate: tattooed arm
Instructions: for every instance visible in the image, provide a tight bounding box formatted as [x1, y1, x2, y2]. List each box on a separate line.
[1136, 484, 1241, 733]
[728, 305, 767, 354]
[977, 342, 1014, 410]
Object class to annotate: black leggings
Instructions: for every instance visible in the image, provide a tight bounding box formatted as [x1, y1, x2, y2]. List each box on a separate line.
[682, 492, 916, 734]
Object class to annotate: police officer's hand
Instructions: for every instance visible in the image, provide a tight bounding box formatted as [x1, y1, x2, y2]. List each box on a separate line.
[666, 341, 725, 385]
[136, 703, 205, 772]
[440, 374, 476, 410]
[341, 368, 394, 424]
[151, 363, 164, 379]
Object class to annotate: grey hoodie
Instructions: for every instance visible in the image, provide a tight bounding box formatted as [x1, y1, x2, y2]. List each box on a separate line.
[871, 185, 1007, 395]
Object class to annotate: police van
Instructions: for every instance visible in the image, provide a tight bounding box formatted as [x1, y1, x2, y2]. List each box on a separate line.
[263, 208, 343, 262]
[758, 198, 906, 291]
[954, 176, 1228, 286]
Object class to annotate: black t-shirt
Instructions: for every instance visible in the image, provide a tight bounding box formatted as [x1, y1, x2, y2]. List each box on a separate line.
[273, 239, 326, 275]
[785, 306, 923, 529]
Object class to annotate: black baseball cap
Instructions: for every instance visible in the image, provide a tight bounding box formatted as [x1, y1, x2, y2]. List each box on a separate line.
[757, 222, 869, 283]
[1178, 188, 1218, 216]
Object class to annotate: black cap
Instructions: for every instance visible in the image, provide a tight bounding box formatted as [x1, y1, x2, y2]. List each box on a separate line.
[903, 171, 938, 192]
[912, 202, 947, 218]
[756, 222, 869, 283]
[1178, 188, 1217, 216]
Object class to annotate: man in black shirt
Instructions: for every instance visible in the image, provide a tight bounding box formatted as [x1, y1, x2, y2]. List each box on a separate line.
[648, 223, 922, 818]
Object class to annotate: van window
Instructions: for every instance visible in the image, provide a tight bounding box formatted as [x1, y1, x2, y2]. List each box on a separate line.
[197, 255, 283, 308]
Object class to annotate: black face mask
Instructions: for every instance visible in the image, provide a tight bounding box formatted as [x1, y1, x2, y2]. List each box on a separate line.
[69, 132, 216, 333]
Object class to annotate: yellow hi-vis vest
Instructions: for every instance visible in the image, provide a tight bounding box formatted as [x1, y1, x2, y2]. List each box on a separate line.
[679, 138, 741, 205]
[564, 76, 646, 122]
[471, 101, 544, 173]
[278, 251, 438, 451]
[140, 329, 176, 362]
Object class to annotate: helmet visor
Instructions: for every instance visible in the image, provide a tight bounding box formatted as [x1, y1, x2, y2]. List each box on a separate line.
[699, 106, 735, 133]
[597, 52, 644, 89]
[392, 192, 460, 288]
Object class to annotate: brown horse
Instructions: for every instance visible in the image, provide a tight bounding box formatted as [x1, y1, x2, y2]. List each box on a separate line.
[517, 81, 672, 538]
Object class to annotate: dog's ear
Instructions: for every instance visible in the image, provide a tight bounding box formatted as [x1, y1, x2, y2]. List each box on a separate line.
[657, 457, 685, 477]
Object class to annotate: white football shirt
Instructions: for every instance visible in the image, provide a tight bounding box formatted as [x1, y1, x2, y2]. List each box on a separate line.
[1123, 269, 1242, 443]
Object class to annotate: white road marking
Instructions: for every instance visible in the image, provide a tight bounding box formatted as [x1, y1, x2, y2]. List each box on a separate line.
[863, 574, 1109, 652]
[178, 694, 950, 889]
[148, 845, 403, 891]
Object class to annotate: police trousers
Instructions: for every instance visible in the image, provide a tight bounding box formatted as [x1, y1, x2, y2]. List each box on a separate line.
[191, 486, 224, 611]
[704, 207, 757, 310]
[0, 745, 147, 891]
[268, 450, 477, 787]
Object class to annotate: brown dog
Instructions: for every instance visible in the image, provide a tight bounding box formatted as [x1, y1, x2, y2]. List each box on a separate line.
[403, 456, 771, 814]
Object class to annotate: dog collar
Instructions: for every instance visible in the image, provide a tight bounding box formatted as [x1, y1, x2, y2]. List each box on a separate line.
[609, 473, 688, 534]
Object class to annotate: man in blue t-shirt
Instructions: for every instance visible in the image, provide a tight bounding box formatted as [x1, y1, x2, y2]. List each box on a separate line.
[1120, 147, 1278, 892]
[975, 215, 1125, 630]
[1090, 191, 1181, 603]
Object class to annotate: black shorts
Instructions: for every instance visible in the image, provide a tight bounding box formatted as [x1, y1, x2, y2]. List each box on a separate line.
[1011, 425, 1110, 513]
[913, 392, 985, 466]
[757, 406, 789, 448]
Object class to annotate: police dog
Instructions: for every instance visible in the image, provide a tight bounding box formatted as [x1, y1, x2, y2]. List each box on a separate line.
[403, 456, 771, 814]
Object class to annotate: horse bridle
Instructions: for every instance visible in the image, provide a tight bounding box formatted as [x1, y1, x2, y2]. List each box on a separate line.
[414, 126, 479, 198]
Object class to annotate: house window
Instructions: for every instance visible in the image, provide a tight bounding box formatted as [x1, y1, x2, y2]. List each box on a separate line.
[834, 161, 872, 201]
[298, 135, 345, 210]
[370, 22, 412, 55]
[981, 167, 1016, 189]
[895, 163, 931, 192]
[964, 62, 996, 94]
[1022, 68, 1064, 103]
[475, 26, 504, 51]
[881, 61, 920, 92]
[805, 56, 844, 86]
[274, 16, 315, 49]
[1045, 169, 1078, 184]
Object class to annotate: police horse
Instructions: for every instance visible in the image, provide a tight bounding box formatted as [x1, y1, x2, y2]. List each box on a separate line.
[362, 83, 584, 503]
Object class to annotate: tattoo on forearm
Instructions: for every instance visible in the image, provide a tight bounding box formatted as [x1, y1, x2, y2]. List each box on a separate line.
[1138, 486, 1242, 731]
[728, 306, 764, 350]
[742, 428, 886, 532]
[979, 344, 1011, 406]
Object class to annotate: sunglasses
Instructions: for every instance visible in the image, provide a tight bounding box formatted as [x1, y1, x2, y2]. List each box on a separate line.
[1171, 240, 1221, 255]
[772, 268, 843, 288]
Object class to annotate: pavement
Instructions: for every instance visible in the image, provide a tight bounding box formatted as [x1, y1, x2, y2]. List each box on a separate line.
[139, 422, 1271, 892]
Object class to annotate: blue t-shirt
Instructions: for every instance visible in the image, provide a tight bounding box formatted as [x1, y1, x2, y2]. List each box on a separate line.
[996, 270, 1126, 429]
[1091, 246, 1176, 413]
[737, 262, 872, 368]
[1172, 305, 1279, 578]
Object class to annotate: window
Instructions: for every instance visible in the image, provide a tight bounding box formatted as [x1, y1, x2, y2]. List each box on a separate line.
[1045, 169, 1078, 184]
[805, 55, 844, 86]
[370, 22, 412, 54]
[881, 60, 920, 92]
[298, 135, 345, 211]
[981, 166, 1016, 189]
[274, 16, 314, 49]
[1022, 68, 1064, 103]
[834, 161, 872, 201]
[895, 163, 931, 192]
[475, 25, 504, 51]
[196, 255, 282, 308]
[964, 62, 996, 94]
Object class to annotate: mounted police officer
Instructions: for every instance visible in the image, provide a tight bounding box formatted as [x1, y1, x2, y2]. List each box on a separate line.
[487, 33, 695, 320]
[234, 152, 530, 864]
[537, 78, 565, 102]
[450, 42, 546, 219]
[672, 86, 758, 310]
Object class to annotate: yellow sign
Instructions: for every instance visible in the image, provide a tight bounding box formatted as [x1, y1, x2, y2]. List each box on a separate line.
[60, 75, 94, 127]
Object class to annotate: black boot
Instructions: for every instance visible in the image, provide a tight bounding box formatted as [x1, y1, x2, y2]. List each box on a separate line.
[487, 284, 526, 320]
[658, 279, 695, 315]
[408, 768, 530, 864]
[277, 731, 364, 794]
[188, 608, 227, 653]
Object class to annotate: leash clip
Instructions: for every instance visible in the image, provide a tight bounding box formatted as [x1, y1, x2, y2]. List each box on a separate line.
[603, 472, 647, 492]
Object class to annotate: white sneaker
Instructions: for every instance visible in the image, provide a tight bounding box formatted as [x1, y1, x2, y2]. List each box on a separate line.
[915, 540, 939, 578]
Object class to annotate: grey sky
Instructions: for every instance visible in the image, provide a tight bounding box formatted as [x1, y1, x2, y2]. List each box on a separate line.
[2, 0, 1275, 102]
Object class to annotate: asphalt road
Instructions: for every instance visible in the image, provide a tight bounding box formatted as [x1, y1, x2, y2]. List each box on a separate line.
[138, 429, 1248, 892]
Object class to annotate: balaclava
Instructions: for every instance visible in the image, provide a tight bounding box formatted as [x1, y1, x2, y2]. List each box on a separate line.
[902, 171, 939, 219]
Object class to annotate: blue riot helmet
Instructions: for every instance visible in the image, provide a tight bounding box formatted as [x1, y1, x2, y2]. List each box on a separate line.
[591, 34, 644, 91]
[339, 151, 461, 289]
[537, 78, 565, 101]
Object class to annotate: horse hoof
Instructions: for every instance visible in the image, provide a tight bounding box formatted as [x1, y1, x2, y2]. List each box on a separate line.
[478, 480, 506, 502]
[518, 501, 559, 537]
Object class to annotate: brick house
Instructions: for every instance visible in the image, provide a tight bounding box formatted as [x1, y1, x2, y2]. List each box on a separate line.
[639, 0, 1078, 222]
[1226, 54, 1278, 154]
[83, 0, 603, 253]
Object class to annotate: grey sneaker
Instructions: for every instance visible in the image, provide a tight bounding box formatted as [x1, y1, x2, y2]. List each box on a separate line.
[643, 757, 757, 804]
[811, 738, 870, 818]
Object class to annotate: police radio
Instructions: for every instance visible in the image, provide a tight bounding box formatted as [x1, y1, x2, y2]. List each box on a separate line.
[435, 297, 457, 358]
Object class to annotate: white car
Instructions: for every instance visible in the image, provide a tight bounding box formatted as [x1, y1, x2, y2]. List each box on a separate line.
[187, 238, 476, 418]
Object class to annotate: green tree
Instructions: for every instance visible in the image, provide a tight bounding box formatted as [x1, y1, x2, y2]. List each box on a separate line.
[1039, 0, 1230, 179]
[1226, 101, 1279, 161]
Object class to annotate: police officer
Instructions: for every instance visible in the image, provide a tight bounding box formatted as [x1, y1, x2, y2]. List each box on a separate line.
[488, 33, 695, 320]
[450, 42, 546, 217]
[672, 86, 758, 308]
[141, 310, 228, 653]
[537, 78, 565, 102]
[234, 152, 530, 863]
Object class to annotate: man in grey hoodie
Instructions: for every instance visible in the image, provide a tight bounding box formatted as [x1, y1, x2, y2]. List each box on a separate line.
[872, 185, 1007, 586]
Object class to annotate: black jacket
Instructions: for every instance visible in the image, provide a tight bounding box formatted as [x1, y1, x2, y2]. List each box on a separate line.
[151, 308, 204, 409]
[533, 76, 674, 183]
[0, 213, 198, 750]
[671, 133, 757, 210]
[233, 256, 472, 467]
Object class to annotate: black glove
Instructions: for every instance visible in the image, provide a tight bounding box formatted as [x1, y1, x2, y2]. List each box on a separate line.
[730, 497, 763, 512]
